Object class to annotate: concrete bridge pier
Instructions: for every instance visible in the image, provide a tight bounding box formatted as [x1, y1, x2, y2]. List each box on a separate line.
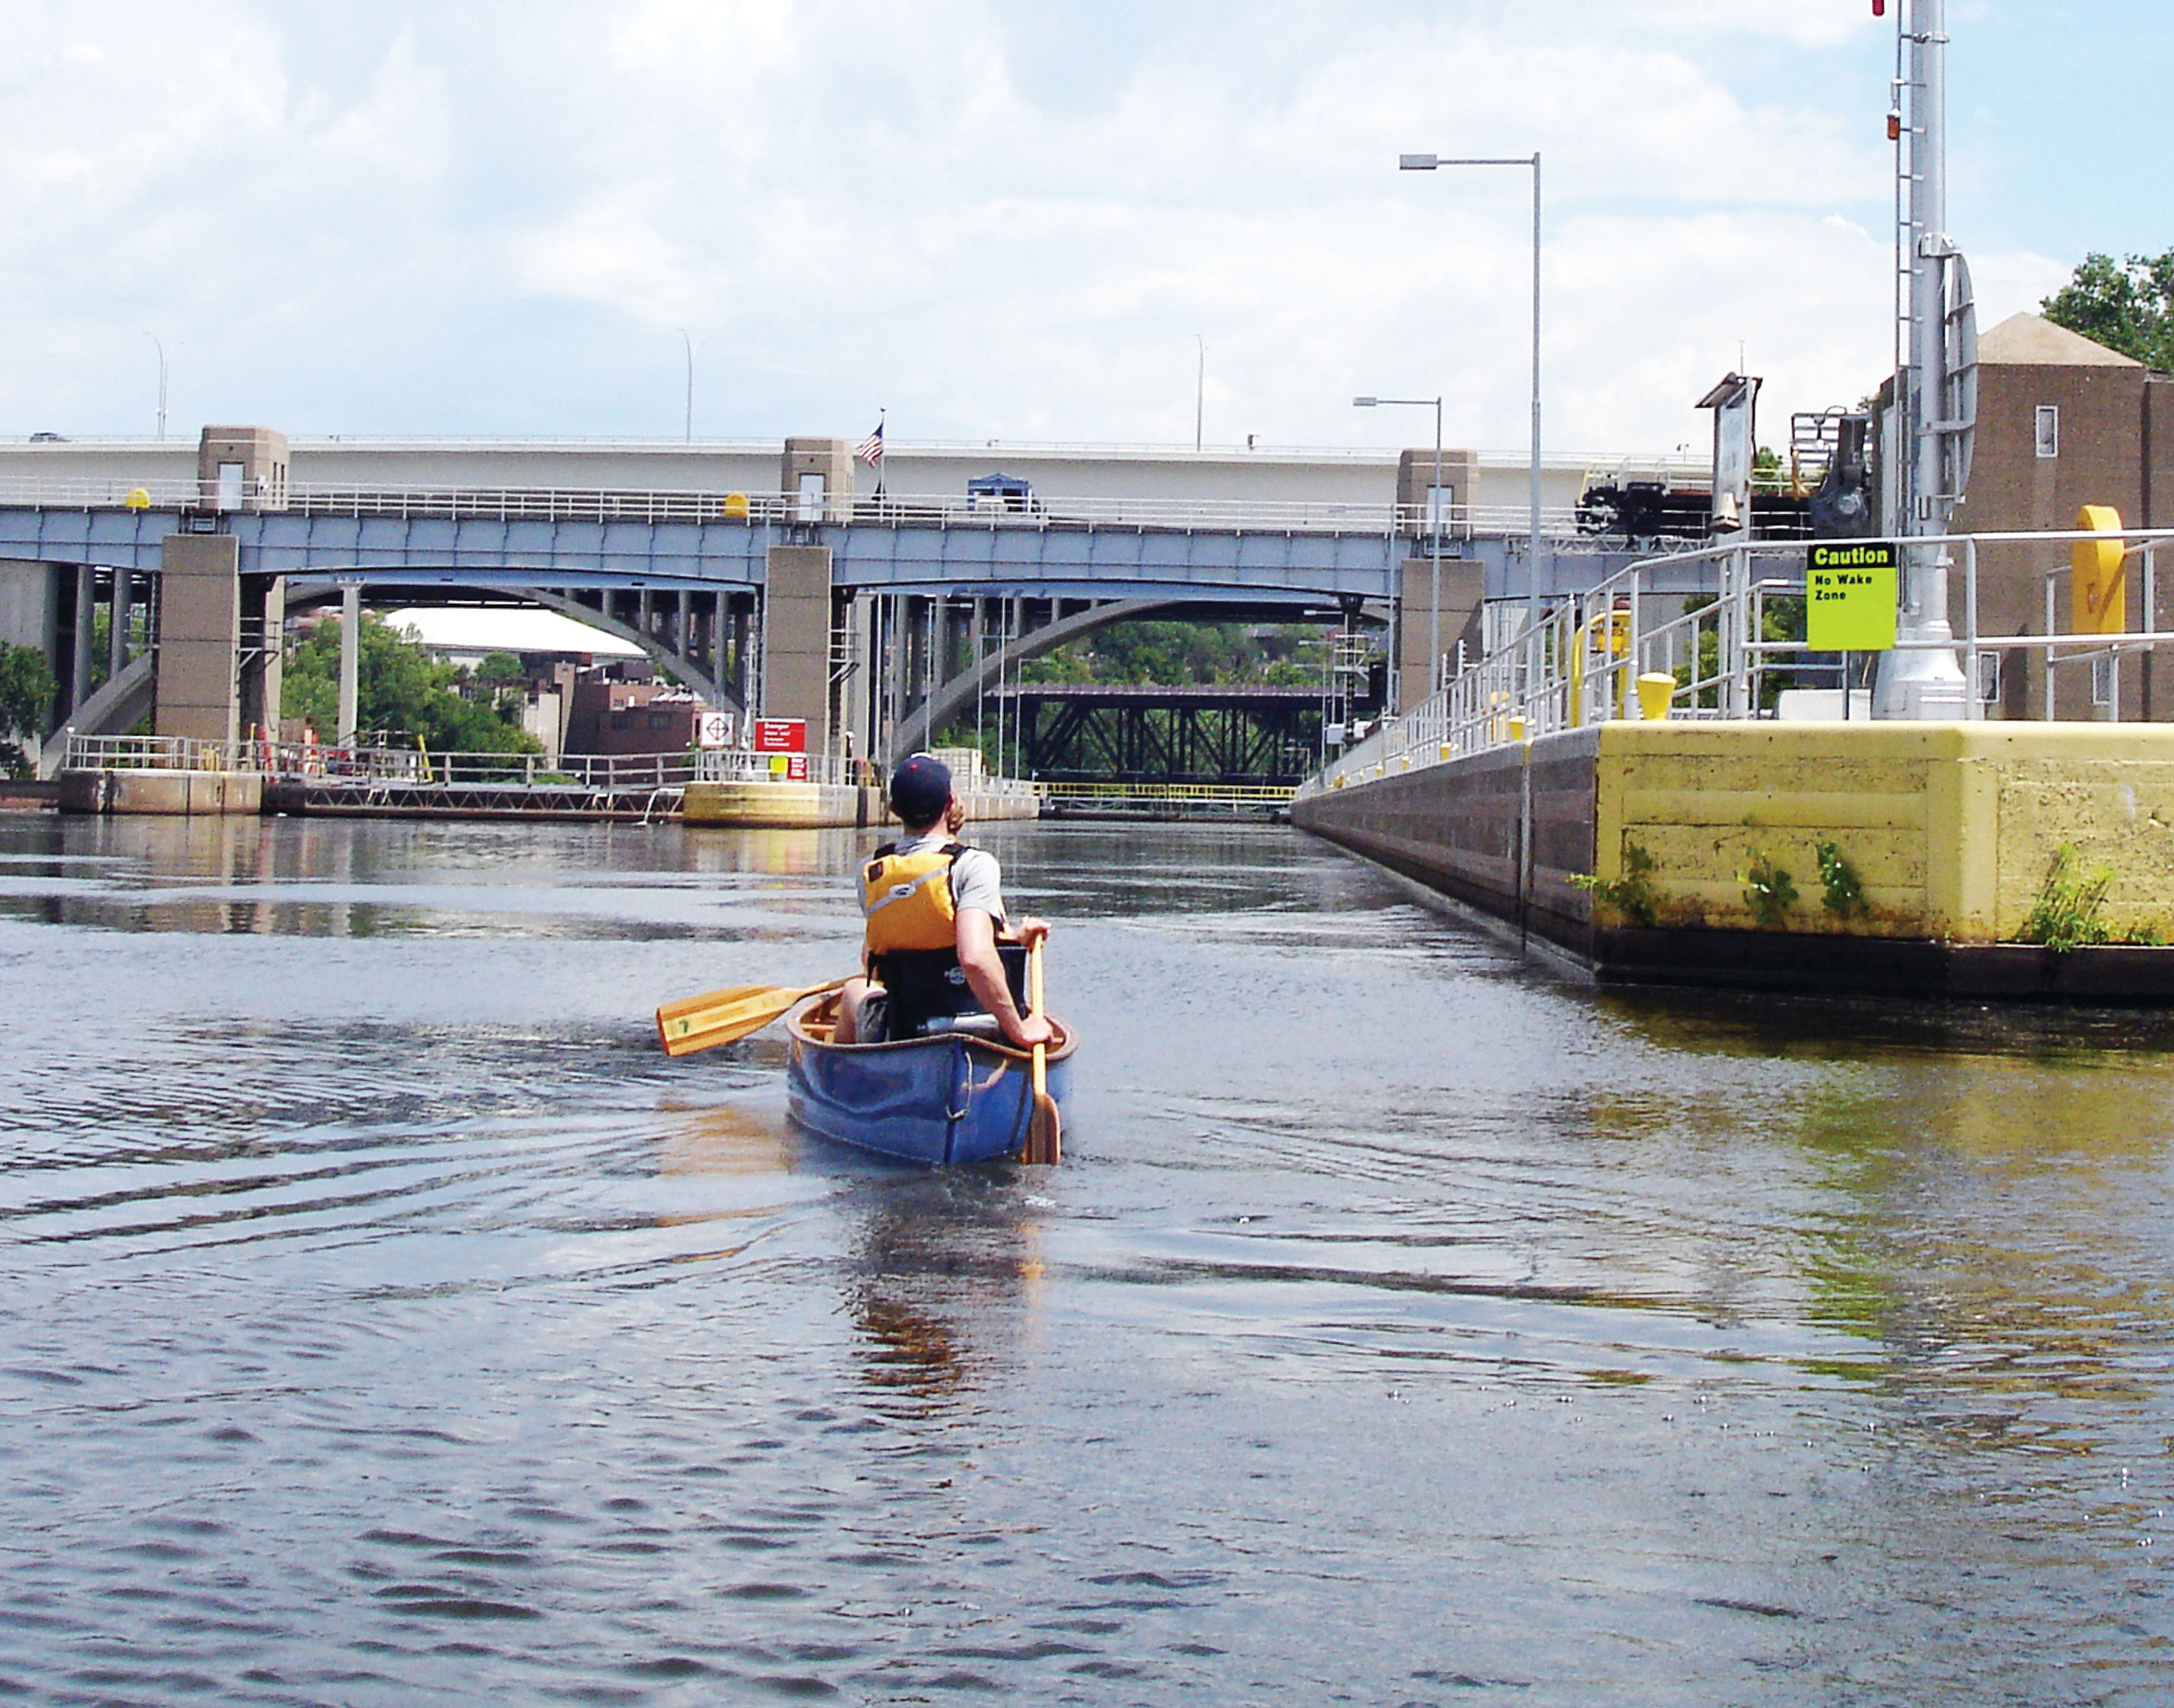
[153, 531, 284, 746]
[762, 542, 840, 757]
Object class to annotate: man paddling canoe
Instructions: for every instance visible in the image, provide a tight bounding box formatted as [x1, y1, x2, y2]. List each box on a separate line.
[835, 752, 1051, 1048]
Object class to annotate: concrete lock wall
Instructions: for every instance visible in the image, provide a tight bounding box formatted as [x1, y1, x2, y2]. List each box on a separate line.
[1588, 722, 2174, 943]
[1291, 729, 1600, 950]
[1295, 721, 2174, 969]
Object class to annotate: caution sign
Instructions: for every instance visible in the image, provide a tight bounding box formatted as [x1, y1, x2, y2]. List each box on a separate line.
[1807, 541, 1898, 651]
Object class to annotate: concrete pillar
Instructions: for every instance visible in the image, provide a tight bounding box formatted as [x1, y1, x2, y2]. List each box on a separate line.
[1395, 557, 1486, 712]
[729, 600, 752, 709]
[108, 569, 131, 683]
[762, 544, 833, 750]
[153, 532, 242, 742]
[239, 574, 284, 740]
[337, 582, 361, 743]
[70, 566, 95, 716]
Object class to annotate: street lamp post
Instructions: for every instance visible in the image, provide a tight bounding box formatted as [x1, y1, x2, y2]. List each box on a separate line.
[1195, 334, 1206, 453]
[1398, 151, 1542, 638]
[678, 328, 694, 443]
[143, 332, 167, 441]
[1354, 394, 1444, 700]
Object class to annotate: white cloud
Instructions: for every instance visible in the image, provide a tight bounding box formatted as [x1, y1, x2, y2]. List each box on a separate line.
[0, 1, 2140, 455]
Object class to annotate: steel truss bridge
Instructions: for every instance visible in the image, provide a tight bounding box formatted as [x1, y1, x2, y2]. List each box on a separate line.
[991, 682, 1326, 786]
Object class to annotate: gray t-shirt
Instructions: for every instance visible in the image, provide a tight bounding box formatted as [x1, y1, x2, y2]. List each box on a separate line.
[889, 831, 1005, 926]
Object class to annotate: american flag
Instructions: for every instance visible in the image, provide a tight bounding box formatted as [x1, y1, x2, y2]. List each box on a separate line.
[856, 422, 884, 465]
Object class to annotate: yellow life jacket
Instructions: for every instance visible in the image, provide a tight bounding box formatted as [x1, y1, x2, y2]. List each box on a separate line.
[861, 841, 966, 957]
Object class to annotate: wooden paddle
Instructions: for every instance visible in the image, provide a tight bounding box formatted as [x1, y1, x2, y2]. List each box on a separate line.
[656, 976, 849, 1058]
[1021, 938, 1061, 1165]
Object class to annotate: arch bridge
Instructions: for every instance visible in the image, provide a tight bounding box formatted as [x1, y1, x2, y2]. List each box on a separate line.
[0, 431, 1601, 770]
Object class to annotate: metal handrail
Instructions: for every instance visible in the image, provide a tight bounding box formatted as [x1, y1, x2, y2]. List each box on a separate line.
[62, 731, 705, 789]
[58, 731, 1056, 802]
[0, 475, 1587, 541]
[1299, 524, 2174, 799]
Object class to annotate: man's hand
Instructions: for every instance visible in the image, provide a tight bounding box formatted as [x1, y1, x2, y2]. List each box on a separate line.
[1012, 914, 1050, 948]
[1005, 1011, 1055, 1050]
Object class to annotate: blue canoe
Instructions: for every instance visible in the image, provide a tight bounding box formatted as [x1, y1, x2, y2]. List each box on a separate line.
[784, 992, 1077, 1166]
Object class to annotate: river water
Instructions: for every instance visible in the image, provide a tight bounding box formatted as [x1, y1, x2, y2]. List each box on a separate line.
[1, 810, 2171, 1705]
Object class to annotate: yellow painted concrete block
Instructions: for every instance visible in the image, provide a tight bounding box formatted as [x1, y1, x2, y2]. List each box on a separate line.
[1591, 721, 2174, 942]
[684, 781, 846, 828]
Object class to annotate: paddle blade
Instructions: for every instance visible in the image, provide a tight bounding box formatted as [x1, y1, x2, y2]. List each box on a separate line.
[1021, 937, 1060, 1163]
[1024, 1086, 1062, 1165]
[656, 977, 846, 1057]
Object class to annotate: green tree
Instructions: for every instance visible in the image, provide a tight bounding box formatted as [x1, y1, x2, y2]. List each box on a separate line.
[2042, 250, 2174, 370]
[283, 614, 539, 754]
[1020, 619, 1331, 686]
[0, 641, 55, 777]
[474, 650, 525, 688]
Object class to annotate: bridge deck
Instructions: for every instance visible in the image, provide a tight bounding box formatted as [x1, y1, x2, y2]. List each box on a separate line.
[0, 481, 1595, 603]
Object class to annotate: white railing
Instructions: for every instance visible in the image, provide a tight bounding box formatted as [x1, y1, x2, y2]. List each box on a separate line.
[692, 747, 862, 788]
[62, 730, 1045, 805]
[690, 747, 1039, 802]
[62, 731, 703, 790]
[0, 476, 201, 510]
[0, 476, 1591, 541]
[1299, 525, 2174, 798]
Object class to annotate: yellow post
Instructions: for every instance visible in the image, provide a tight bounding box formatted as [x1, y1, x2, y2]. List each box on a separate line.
[1636, 673, 1675, 721]
[2074, 504, 2126, 635]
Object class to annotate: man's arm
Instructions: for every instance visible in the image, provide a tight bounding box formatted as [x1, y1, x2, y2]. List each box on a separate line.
[956, 907, 1052, 1048]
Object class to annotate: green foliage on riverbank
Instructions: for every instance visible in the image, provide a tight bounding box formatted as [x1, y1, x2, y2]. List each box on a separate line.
[0, 641, 55, 777]
[283, 615, 540, 754]
[1021, 620, 1323, 686]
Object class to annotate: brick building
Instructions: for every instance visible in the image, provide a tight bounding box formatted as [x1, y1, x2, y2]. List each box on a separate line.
[1943, 313, 2174, 720]
[561, 665, 714, 757]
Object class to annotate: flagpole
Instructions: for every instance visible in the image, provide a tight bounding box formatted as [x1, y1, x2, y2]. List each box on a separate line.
[877, 408, 887, 499]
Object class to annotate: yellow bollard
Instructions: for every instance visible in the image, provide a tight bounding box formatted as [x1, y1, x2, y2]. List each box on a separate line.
[2073, 504, 2126, 635]
[1636, 673, 1676, 721]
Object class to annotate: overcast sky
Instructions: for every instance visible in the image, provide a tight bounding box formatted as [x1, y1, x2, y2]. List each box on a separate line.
[1, 1, 2161, 461]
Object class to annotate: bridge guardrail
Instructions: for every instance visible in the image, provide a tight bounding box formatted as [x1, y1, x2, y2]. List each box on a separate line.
[0, 477, 1586, 541]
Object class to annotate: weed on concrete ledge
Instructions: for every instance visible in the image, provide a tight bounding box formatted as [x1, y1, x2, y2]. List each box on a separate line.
[2017, 844, 2163, 949]
[1816, 841, 1870, 923]
[1573, 841, 1662, 928]
[1741, 853, 1799, 930]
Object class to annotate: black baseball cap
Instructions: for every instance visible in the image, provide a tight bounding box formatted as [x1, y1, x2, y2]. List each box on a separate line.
[888, 753, 952, 824]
